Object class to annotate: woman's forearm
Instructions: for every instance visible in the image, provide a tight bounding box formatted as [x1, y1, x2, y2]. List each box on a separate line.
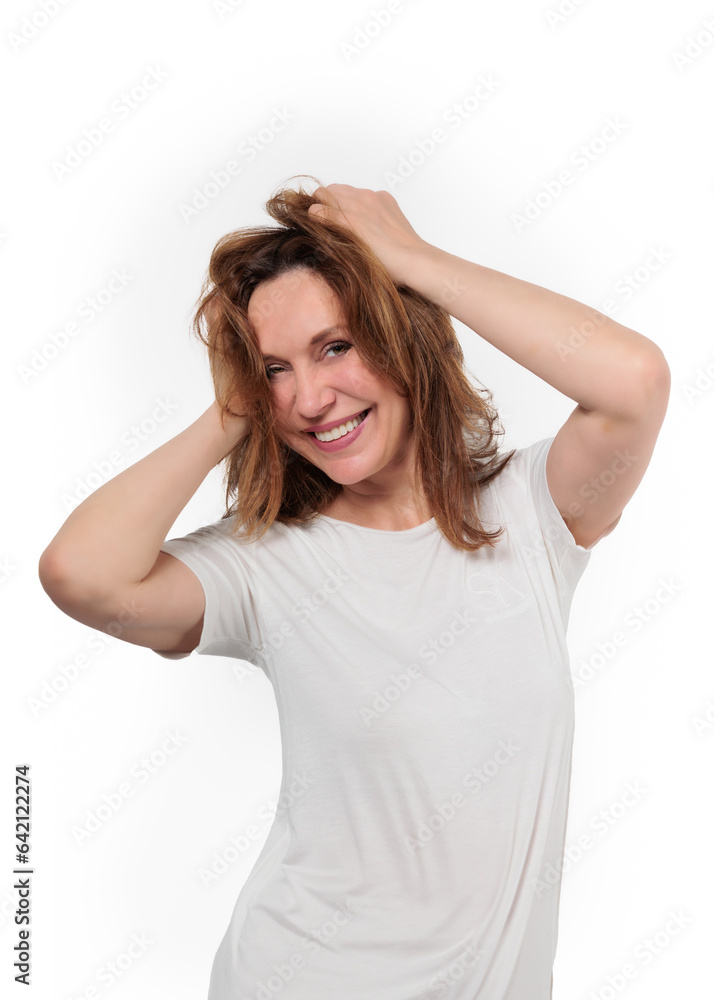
[403, 243, 669, 418]
[39, 402, 249, 596]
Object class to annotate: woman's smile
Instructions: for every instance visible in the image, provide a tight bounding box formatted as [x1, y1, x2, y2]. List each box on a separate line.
[305, 407, 372, 450]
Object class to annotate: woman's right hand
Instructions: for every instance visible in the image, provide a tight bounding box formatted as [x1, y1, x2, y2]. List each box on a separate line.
[211, 396, 250, 458]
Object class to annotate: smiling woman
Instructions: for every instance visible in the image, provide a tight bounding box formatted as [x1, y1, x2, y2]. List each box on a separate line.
[38, 174, 669, 1000]
[192, 174, 514, 542]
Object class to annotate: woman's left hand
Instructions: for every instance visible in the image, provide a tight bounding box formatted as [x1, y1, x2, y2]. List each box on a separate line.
[307, 183, 431, 287]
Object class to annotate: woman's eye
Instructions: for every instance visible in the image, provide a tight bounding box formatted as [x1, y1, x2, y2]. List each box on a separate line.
[324, 340, 351, 358]
[265, 341, 351, 380]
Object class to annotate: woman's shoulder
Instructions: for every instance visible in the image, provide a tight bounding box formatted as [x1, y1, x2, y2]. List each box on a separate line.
[475, 436, 555, 534]
[482, 436, 553, 493]
[204, 511, 326, 551]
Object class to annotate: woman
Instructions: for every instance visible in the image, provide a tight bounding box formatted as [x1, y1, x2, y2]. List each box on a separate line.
[39, 178, 670, 999]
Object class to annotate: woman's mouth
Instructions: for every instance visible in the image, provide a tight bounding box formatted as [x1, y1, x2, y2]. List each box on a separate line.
[306, 408, 372, 451]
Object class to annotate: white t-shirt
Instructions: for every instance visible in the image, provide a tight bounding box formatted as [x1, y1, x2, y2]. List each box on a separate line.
[157, 435, 595, 1000]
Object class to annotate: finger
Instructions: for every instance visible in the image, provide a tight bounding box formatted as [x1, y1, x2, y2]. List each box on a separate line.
[312, 185, 339, 206]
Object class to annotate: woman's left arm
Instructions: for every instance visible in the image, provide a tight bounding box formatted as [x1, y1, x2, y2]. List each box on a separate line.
[309, 185, 671, 550]
[401, 242, 671, 550]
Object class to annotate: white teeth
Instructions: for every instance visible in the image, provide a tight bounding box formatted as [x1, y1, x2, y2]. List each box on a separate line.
[314, 410, 368, 443]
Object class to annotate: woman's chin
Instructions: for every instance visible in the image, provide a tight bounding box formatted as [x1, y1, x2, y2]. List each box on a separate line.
[313, 455, 376, 486]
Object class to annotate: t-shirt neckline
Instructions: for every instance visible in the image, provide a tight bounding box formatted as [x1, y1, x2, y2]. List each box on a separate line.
[317, 514, 437, 535]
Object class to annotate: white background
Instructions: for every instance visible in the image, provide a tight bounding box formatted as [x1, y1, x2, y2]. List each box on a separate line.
[3, 0, 712, 997]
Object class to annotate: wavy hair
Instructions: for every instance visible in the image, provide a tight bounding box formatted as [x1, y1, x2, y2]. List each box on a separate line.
[191, 175, 515, 552]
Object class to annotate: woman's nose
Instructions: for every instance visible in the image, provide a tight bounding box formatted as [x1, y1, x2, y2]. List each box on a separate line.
[292, 367, 336, 417]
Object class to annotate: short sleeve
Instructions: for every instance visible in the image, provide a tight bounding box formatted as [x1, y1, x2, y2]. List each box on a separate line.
[507, 436, 593, 599]
[154, 518, 266, 668]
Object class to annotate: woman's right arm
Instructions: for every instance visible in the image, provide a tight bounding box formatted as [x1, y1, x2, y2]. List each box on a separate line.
[38, 401, 250, 656]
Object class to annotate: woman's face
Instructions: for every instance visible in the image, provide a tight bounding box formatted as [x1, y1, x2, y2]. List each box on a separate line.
[247, 268, 415, 487]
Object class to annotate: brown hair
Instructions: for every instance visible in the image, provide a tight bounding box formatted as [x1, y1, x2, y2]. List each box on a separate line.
[192, 174, 515, 552]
